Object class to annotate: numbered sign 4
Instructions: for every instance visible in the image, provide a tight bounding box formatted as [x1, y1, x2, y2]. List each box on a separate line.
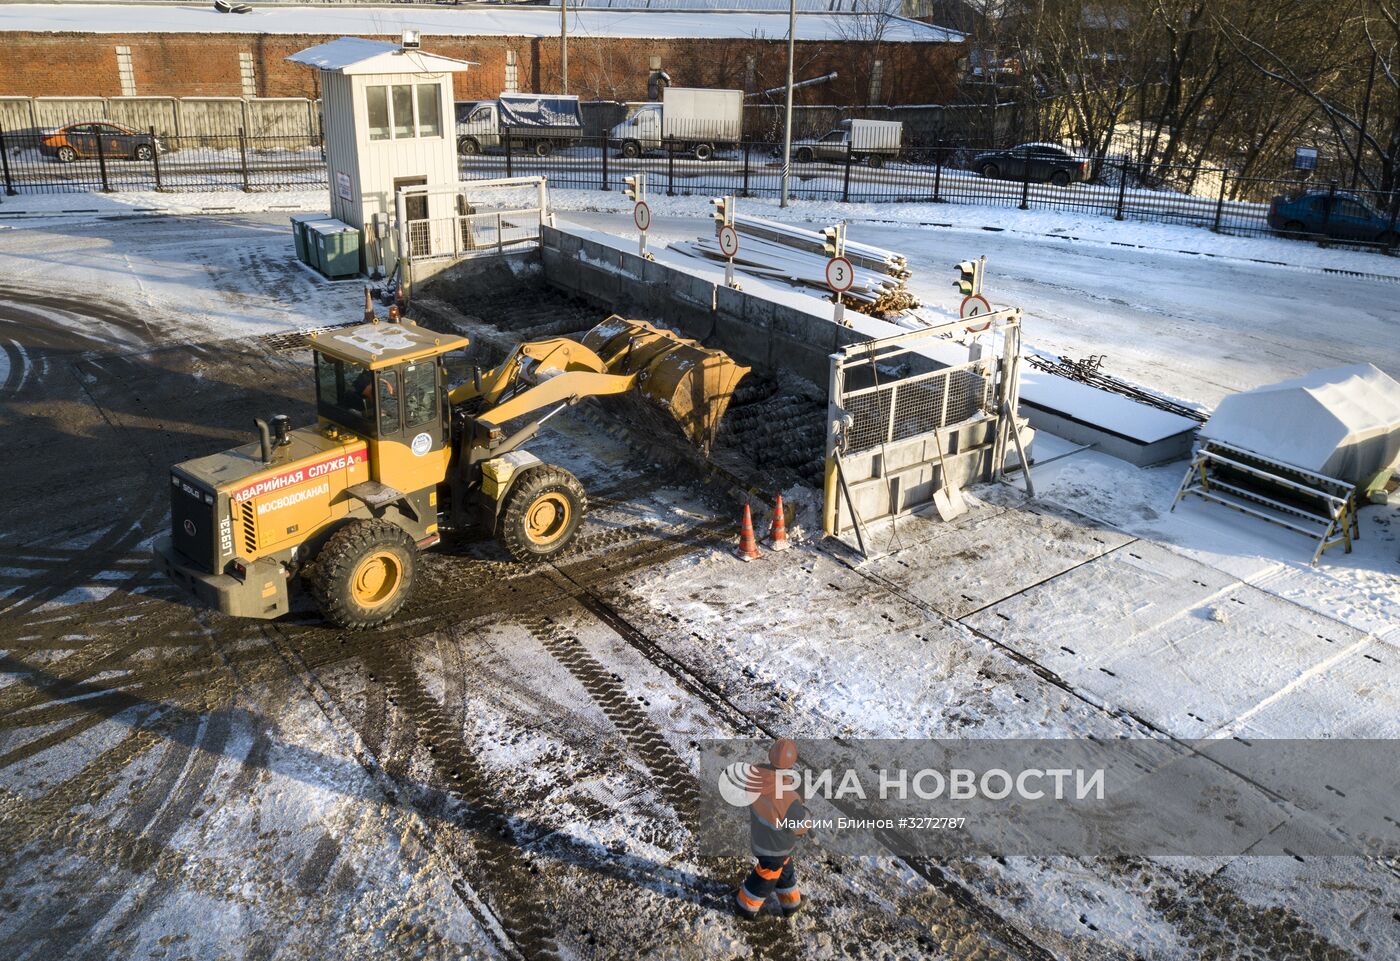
[633, 201, 652, 232]
[826, 256, 854, 293]
[718, 224, 740, 259]
[960, 293, 992, 332]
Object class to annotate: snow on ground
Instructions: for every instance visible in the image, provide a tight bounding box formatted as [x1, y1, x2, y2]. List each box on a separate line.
[1, 201, 1396, 960]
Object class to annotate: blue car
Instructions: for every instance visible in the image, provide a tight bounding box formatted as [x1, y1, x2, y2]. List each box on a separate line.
[1267, 189, 1397, 245]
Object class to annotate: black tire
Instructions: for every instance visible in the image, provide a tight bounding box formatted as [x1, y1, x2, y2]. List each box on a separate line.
[981, 162, 1000, 179]
[310, 519, 418, 629]
[795, 147, 814, 164]
[867, 154, 885, 169]
[133, 143, 154, 162]
[497, 466, 587, 563]
[533, 140, 552, 157]
[1282, 220, 1308, 239]
[1049, 169, 1071, 187]
[693, 142, 714, 161]
[56, 145, 77, 164]
[457, 136, 480, 157]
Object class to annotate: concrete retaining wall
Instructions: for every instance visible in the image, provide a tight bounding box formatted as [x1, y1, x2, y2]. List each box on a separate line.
[541, 222, 868, 383]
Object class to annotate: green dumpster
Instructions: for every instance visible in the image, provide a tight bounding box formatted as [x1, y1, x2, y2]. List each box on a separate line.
[307, 220, 362, 279]
[289, 213, 333, 265]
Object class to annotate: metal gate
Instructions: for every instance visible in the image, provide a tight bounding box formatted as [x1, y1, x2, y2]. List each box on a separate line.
[823, 310, 1023, 553]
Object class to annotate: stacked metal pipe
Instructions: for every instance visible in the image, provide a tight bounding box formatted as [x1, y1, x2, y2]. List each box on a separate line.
[670, 213, 918, 316]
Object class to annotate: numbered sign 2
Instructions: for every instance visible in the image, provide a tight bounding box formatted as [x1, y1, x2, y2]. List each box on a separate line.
[826, 256, 854, 293]
[633, 201, 652, 232]
[718, 224, 740, 259]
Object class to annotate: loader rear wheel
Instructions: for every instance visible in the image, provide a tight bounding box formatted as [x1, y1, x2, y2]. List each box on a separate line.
[497, 466, 586, 562]
[311, 520, 417, 629]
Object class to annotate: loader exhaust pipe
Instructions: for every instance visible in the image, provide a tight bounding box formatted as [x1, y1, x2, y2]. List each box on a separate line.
[254, 418, 272, 464]
[271, 414, 292, 447]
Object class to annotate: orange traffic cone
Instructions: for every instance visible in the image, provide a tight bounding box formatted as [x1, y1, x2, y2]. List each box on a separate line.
[768, 495, 791, 552]
[736, 504, 762, 561]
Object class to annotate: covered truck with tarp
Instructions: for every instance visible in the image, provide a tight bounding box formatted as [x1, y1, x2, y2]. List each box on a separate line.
[1173, 363, 1400, 563]
[454, 94, 584, 157]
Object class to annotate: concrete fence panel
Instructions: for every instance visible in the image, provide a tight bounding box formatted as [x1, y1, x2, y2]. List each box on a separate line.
[106, 97, 179, 137]
[31, 97, 107, 131]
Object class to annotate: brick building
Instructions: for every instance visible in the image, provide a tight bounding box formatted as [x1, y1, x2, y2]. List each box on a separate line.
[0, 4, 965, 107]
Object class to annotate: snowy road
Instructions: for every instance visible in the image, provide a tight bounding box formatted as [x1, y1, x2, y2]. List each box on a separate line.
[560, 206, 1400, 408]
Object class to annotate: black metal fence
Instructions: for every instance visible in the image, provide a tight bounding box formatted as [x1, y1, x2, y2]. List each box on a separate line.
[0, 123, 323, 194]
[4, 120, 1396, 255]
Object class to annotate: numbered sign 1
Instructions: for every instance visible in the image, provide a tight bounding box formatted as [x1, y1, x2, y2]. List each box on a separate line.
[718, 224, 740, 259]
[826, 256, 854, 293]
[633, 201, 652, 232]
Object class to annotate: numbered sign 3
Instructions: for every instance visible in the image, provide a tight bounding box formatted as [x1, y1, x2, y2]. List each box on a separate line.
[826, 256, 854, 293]
[718, 224, 740, 259]
[633, 201, 652, 232]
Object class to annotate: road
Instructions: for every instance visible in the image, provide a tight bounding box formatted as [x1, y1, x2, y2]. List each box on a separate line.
[563, 209, 1400, 408]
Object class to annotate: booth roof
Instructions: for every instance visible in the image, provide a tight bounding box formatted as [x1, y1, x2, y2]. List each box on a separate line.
[288, 37, 475, 74]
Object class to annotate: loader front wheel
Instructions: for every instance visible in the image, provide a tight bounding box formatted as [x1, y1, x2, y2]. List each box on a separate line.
[498, 466, 587, 562]
[311, 520, 417, 629]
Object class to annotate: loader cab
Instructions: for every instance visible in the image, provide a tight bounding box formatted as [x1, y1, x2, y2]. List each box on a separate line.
[309, 321, 469, 494]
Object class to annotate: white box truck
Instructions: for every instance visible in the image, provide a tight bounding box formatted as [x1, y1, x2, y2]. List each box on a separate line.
[792, 119, 903, 168]
[455, 94, 584, 157]
[611, 87, 743, 161]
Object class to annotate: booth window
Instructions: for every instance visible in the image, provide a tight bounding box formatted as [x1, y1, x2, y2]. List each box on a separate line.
[415, 84, 442, 138]
[367, 86, 390, 141]
[366, 82, 442, 140]
[391, 84, 414, 139]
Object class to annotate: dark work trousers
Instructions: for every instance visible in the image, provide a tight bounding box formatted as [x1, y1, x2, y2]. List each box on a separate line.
[736, 855, 800, 916]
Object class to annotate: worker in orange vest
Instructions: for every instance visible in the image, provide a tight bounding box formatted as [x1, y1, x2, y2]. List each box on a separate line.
[735, 737, 809, 920]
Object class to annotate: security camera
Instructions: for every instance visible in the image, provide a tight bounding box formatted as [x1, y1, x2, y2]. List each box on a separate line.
[402, 29, 421, 49]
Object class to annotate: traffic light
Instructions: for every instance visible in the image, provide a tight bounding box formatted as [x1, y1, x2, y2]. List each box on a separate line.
[624, 174, 643, 203]
[710, 196, 729, 229]
[822, 226, 842, 257]
[955, 258, 983, 296]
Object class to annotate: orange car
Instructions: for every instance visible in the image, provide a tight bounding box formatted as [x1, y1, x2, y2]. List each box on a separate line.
[40, 121, 168, 163]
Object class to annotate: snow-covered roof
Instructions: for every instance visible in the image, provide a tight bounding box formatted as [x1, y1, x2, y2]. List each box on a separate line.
[287, 37, 475, 74]
[1200, 364, 1400, 483]
[0, 3, 964, 42]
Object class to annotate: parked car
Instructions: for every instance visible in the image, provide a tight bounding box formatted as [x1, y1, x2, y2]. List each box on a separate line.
[1267, 189, 1398, 245]
[40, 121, 167, 163]
[791, 119, 903, 168]
[972, 142, 1089, 186]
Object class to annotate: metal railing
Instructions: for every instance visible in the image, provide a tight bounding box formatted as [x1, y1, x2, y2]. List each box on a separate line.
[396, 176, 551, 265]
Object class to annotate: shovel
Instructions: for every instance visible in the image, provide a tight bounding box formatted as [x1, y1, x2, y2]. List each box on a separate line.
[930, 428, 967, 521]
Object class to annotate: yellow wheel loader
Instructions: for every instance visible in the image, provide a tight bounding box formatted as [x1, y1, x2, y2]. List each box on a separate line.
[155, 304, 749, 629]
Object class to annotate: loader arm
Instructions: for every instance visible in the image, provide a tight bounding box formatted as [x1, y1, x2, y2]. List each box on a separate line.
[449, 316, 750, 454]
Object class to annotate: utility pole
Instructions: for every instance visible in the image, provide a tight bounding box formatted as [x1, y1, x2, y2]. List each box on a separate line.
[780, 0, 796, 207]
[1352, 48, 1377, 189]
[560, 0, 569, 94]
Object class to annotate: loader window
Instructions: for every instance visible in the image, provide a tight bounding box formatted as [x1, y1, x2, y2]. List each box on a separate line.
[314, 351, 371, 434]
[377, 371, 401, 434]
[402, 362, 437, 429]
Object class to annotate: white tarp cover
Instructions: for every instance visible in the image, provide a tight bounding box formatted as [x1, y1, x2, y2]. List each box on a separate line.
[1200, 364, 1400, 484]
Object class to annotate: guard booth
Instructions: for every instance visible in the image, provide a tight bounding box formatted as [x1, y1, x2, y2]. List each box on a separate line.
[288, 36, 473, 276]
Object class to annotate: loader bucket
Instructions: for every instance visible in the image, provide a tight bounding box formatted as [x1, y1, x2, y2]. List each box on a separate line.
[581, 316, 750, 454]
